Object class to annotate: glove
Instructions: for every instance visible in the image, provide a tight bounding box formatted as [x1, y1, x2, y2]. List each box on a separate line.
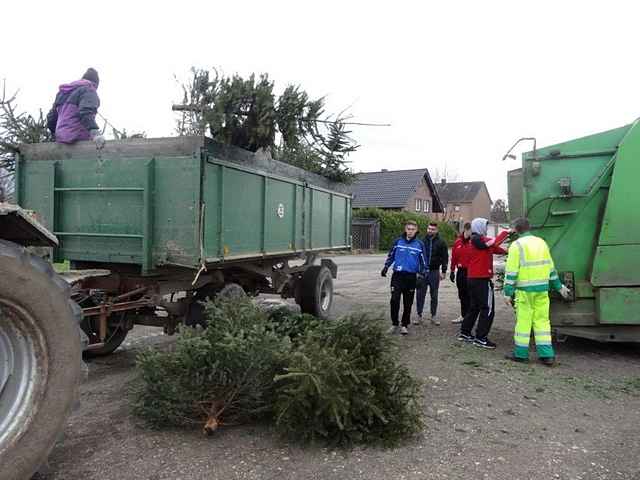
[559, 284, 572, 300]
[90, 129, 106, 149]
[381, 266, 388, 277]
[449, 271, 455, 283]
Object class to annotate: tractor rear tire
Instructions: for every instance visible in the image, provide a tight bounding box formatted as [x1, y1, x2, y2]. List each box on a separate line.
[298, 266, 334, 320]
[0, 240, 82, 480]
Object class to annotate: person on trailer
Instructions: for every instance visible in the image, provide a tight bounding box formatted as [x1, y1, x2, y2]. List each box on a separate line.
[47, 68, 105, 148]
[381, 220, 428, 335]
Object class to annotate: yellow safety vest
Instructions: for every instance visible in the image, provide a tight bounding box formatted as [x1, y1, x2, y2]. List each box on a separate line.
[503, 233, 561, 296]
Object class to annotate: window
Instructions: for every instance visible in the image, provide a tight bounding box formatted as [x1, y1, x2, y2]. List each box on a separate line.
[415, 199, 422, 211]
[423, 200, 430, 213]
[454, 205, 460, 212]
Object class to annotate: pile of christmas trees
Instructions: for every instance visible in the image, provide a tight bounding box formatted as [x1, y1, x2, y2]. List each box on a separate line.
[133, 299, 423, 446]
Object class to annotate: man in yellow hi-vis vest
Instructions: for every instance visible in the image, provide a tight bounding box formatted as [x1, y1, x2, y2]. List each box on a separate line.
[503, 218, 571, 366]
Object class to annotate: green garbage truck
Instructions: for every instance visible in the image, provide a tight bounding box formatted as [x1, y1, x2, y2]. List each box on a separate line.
[506, 121, 640, 342]
[15, 136, 352, 354]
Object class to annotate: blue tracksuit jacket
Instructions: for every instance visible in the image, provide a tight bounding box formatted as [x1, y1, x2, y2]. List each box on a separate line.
[384, 235, 428, 274]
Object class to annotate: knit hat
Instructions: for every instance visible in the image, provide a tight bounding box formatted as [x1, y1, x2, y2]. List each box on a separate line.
[82, 68, 100, 86]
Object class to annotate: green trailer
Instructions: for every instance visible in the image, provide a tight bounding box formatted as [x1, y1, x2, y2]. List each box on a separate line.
[17, 137, 351, 353]
[506, 121, 640, 342]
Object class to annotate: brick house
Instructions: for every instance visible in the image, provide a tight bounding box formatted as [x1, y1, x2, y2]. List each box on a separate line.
[351, 168, 443, 215]
[433, 180, 492, 231]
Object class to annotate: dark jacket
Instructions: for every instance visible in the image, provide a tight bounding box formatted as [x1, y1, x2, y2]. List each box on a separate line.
[384, 234, 428, 275]
[47, 79, 100, 144]
[424, 233, 448, 273]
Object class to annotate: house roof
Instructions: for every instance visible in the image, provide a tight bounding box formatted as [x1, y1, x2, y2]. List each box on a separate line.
[351, 168, 443, 212]
[435, 181, 492, 204]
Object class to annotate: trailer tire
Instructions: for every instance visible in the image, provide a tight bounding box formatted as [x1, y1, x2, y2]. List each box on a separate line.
[81, 313, 129, 357]
[0, 240, 82, 480]
[299, 266, 333, 320]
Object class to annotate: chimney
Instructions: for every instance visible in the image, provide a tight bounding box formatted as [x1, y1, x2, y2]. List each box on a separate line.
[441, 178, 446, 185]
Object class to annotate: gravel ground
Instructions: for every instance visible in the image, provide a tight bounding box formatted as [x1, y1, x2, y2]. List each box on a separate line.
[40, 254, 640, 480]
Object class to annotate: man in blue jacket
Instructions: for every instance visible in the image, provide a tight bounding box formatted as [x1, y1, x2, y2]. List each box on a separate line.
[381, 221, 428, 335]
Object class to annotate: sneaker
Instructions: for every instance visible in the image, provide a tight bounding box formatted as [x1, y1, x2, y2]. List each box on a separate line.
[412, 314, 422, 326]
[474, 338, 497, 349]
[451, 316, 463, 324]
[430, 315, 441, 326]
[388, 326, 399, 334]
[457, 333, 475, 342]
[400, 326, 409, 335]
[539, 357, 555, 367]
[504, 353, 528, 363]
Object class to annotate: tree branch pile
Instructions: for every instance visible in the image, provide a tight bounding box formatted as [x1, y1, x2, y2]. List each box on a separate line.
[175, 68, 360, 183]
[133, 299, 423, 447]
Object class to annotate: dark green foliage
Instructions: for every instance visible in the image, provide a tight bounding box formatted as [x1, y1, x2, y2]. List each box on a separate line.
[353, 207, 457, 249]
[133, 301, 424, 447]
[176, 68, 357, 183]
[273, 313, 423, 446]
[133, 299, 290, 429]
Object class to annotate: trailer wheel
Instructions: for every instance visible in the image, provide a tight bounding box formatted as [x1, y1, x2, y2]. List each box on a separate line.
[218, 283, 246, 299]
[0, 240, 82, 480]
[298, 266, 334, 319]
[81, 312, 129, 357]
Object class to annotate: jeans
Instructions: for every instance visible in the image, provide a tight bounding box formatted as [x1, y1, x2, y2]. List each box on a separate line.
[416, 270, 440, 317]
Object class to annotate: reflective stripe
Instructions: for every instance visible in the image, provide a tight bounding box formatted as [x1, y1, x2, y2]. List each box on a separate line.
[515, 340, 530, 347]
[522, 259, 552, 267]
[515, 279, 550, 287]
[516, 241, 526, 267]
[504, 279, 516, 285]
[505, 271, 518, 277]
[515, 332, 531, 338]
[535, 341, 552, 346]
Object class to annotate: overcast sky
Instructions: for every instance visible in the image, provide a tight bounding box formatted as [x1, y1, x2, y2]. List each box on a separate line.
[4, 1, 639, 201]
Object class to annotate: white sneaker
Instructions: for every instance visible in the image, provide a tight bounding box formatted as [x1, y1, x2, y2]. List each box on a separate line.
[430, 315, 441, 326]
[412, 314, 422, 326]
[400, 326, 409, 335]
[388, 326, 399, 334]
[451, 316, 463, 324]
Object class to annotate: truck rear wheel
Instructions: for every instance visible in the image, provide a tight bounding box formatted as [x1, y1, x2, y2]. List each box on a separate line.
[298, 266, 334, 320]
[0, 240, 82, 480]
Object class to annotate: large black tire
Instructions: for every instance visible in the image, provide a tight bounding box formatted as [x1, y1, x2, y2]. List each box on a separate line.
[298, 266, 334, 320]
[0, 240, 82, 480]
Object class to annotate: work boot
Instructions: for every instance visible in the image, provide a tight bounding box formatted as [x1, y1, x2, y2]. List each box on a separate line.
[539, 357, 555, 367]
[504, 353, 528, 363]
[474, 337, 497, 349]
[430, 315, 441, 326]
[412, 313, 422, 326]
[400, 326, 409, 335]
[451, 315, 463, 324]
[388, 325, 399, 335]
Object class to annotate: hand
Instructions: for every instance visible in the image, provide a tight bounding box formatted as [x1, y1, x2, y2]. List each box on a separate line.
[449, 271, 455, 283]
[93, 134, 106, 149]
[503, 294, 515, 307]
[559, 284, 572, 300]
[440, 271, 446, 280]
[380, 266, 388, 277]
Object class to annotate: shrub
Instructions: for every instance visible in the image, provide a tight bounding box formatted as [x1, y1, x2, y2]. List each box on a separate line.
[353, 208, 456, 250]
[273, 313, 424, 446]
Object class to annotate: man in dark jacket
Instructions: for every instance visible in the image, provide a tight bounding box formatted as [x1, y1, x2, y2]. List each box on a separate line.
[47, 68, 104, 148]
[381, 221, 428, 335]
[415, 222, 448, 326]
[449, 222, 473, 324]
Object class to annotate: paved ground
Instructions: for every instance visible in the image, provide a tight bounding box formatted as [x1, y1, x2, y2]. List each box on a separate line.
[41, 254, 640, 480]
